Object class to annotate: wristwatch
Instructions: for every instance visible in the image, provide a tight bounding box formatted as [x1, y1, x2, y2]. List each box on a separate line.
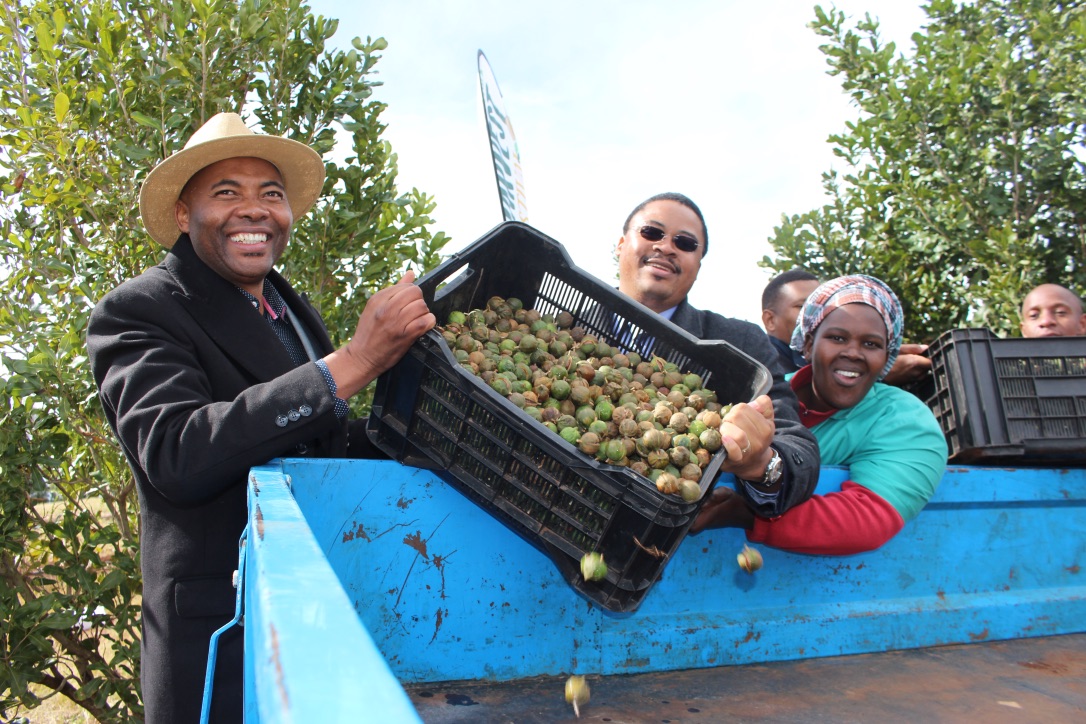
[743, 448, 783, 488]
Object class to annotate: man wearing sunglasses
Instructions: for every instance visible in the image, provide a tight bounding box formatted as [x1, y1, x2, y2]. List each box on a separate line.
[616, 192, 819, 523]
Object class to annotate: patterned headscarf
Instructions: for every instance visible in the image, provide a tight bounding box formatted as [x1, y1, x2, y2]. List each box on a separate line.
[790, 274, 904, 380]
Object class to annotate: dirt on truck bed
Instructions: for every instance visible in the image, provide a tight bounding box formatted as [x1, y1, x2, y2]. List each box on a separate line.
[407, 633, 1086, 724]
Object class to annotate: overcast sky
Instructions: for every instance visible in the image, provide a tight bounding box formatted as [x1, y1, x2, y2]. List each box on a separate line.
[307, 1, 928, 325]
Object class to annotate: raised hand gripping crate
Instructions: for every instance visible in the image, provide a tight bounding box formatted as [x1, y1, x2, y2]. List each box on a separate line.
[367, 222, 771, 612]
[922, 328, 1086, 464]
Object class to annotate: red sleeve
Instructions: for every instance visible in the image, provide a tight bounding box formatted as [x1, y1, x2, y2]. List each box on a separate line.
[747, 481, 904, 556]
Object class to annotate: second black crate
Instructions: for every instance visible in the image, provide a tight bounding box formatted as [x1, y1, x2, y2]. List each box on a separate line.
[920, 328, 1086, 464]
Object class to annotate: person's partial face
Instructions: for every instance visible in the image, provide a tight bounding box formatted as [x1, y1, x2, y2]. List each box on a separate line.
[175, 157, 293, 297]
[1020, 284, 1086, 338]
[802, 303, 889, 413]
[763, 279, 820, 343]
[616, 200, 704, 313]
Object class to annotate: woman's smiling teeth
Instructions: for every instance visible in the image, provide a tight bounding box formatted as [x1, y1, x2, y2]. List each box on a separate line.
[230, 233, 267, 245]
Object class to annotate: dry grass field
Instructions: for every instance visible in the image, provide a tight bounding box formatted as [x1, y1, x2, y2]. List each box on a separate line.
[13, 687, 100, 723]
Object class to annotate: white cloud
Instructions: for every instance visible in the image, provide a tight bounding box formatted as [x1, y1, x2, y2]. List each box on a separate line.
[309, 0, 927, 324]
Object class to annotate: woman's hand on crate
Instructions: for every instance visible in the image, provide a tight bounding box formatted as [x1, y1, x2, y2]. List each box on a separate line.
[882, 343, 931, 386]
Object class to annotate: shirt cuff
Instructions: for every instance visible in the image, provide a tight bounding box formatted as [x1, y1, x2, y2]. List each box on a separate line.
[314, 359, 350, 419]
[741, 481, 781, 505]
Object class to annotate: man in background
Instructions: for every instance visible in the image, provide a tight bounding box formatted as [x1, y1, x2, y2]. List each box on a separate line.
[761, 269, 820, 374]
[1021, 283, 1086, 338]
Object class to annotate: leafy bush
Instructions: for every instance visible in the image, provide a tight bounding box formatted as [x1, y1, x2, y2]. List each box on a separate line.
[768, 0, 1086, 340]
[0, 0, 448, 719]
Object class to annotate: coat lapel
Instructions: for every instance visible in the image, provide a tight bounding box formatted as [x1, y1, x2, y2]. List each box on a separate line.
[164, 235, 298, 382]
[669, 299, 704, 338]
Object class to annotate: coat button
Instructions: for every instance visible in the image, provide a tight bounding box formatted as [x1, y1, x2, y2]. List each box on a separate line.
[275, 415, 289, 427]
[299, 404, 313, 417]
[288, 409, 301, 422]
[295, 443, 309, 454]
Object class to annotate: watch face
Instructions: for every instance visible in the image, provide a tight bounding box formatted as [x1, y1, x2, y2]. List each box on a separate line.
[766, 453, 783, 484]
[741, 451, 783, 488]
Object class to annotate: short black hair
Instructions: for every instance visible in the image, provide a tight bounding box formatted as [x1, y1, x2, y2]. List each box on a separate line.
[622, 192, 709, 257]
[762, 269, 820, 311]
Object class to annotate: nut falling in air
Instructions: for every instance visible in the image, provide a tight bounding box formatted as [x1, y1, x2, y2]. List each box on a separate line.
[737, 544, 763, 574]
[565, 675, 591, 718]
[580, 552, 607, 581]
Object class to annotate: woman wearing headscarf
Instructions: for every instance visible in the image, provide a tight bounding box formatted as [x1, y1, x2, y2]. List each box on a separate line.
[693, 274, 948, 555]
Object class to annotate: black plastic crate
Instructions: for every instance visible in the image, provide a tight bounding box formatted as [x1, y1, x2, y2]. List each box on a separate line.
[367, 222, 772, 612]
[921, 328, 1086, 464]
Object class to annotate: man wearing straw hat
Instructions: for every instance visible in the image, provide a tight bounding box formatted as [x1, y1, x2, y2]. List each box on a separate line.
[87, 113, 435, 722]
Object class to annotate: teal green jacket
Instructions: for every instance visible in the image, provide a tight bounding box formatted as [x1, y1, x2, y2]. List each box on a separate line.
[812, 383, 948, 521]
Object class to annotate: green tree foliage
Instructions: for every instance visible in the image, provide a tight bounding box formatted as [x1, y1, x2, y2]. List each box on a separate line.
[0, 0, 449, 719]
[767, 0, 1086, 340]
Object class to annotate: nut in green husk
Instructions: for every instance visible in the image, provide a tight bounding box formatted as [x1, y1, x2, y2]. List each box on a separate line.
[678, 478, 701, 502]
[580, 551, 607, 581]
[737, 544, 763, 574]
[565, 675, 590, 717]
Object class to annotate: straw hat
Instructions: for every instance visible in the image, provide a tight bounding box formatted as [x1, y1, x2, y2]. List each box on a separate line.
[139, 112, 326, 247]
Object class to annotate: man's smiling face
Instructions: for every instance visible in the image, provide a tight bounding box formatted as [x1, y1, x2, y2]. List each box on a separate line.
[617, 199, 704, 313]
[175, 156, 294, 296]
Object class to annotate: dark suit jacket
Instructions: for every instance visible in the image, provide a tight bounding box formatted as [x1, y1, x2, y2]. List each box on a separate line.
[768, 333, 809, 375]
[670, 299, 819, 516]
[87, 235, 365, 723]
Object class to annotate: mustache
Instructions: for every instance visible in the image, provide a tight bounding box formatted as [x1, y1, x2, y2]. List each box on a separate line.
[641, 254, 680, 274]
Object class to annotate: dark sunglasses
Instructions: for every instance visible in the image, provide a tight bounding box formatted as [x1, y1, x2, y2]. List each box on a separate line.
[638, 225, 700, 253]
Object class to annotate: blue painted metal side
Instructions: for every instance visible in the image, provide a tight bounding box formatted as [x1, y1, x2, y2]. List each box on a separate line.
[277, 459, 1085, 686]
[242, 463, 421, 724]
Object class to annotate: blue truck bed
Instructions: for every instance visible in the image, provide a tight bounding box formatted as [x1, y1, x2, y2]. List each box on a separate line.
[239, 459, 1086, 722]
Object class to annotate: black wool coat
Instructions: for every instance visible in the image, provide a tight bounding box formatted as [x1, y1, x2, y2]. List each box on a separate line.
[87, 235, 369, 723]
